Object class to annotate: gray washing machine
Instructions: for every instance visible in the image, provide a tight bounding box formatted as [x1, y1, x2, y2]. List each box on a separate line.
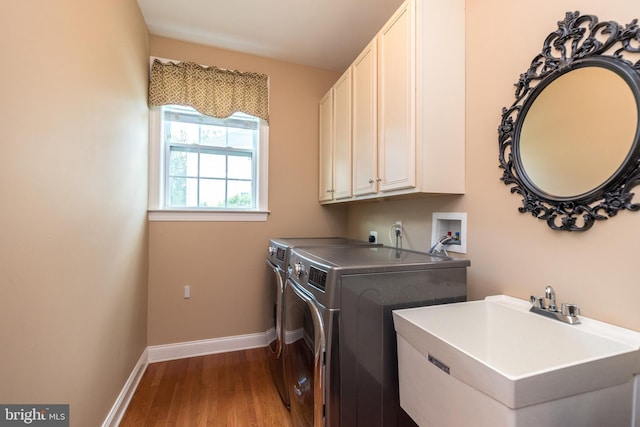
[284, 245, 469, 427]
[266, 237, 378, 407]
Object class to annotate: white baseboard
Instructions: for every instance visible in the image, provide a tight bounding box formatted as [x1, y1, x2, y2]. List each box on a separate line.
[103, 330, 271, 426]
[147, 330, 270, 363]
[102, 348, 148, 427]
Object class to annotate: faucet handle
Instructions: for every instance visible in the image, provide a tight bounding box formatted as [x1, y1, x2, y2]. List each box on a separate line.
[561, 303, 580, 317]
[530, 295, 545, 309]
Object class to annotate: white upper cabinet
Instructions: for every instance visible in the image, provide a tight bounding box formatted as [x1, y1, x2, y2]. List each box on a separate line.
[319, 69, 352, 202]
[319, 90, 333, 202]
[377, 1, 416, 193]
[319, 0, 465, 204]
[352, 40, 378, 197]
[332, 69, 352, 200]
[413, 0, 465, 194]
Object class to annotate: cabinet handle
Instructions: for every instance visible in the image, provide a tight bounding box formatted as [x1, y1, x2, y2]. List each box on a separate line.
[376, 177, 382, 182]
[368, 179, 374, 184]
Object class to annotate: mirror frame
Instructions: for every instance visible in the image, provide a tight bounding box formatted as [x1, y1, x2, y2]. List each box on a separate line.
[498, 11, 640, 231]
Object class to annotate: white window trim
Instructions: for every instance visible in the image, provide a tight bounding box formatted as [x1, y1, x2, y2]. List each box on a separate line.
[147, 107, 269, 221]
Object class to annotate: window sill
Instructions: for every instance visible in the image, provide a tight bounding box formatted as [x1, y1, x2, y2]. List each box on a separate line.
[148, 209, 270, 222]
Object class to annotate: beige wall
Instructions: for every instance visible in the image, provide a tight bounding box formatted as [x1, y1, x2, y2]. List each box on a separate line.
[148, 37, 345, 345]
[0, 1, 149, 426]
[348, 0, 640, 332]
[4, 1, 635, 422]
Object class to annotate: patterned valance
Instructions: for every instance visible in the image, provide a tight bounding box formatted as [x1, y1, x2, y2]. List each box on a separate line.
[148, 59, 270, 123]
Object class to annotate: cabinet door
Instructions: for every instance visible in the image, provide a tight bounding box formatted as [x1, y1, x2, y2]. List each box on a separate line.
[332, 69, 352, 200]
[352, 40, 378, 197]
[377, 0, 415, 192]
[319, 90, 334, 202]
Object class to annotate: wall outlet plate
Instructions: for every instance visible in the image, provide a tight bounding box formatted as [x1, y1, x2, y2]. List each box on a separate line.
[369, 231, 378, 243]
[393, 221, 403, 237]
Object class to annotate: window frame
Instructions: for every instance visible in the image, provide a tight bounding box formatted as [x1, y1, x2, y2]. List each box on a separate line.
[148, 106, 269, 222]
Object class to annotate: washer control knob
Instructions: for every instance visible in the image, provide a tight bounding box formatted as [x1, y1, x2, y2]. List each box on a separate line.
[268, 246, 276, 256]
[293, 262, 306, 279]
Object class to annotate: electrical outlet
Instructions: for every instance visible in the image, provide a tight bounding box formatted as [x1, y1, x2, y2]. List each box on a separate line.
[394, 221, 403, 237]
[184, 285, 191, 299]
[369, 231, 378, 243]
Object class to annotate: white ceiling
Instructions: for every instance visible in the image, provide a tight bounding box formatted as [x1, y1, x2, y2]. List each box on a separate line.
[136, 0, 405, 72]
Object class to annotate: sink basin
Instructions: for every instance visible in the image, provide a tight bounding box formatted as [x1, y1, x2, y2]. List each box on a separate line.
[393, 295, 640, 426]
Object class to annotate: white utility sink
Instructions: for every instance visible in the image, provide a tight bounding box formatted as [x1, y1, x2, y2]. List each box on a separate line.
[393, 295, 640, 427]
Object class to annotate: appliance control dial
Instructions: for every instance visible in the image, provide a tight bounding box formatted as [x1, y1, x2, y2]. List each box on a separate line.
[293, 262, 307, 279]
[267, 246, 276, 256]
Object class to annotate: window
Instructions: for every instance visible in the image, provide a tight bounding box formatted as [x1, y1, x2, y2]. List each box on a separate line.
[165, 105, 257, 208]
[148, 105, 269, 221]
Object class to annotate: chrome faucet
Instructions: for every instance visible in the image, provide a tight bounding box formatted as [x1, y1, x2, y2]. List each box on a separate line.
[530, 285, 580, 324]
[545, 285, 557, 311]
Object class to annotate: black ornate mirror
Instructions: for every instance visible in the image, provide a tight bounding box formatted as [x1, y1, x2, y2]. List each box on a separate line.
[498, 11, 640, 231]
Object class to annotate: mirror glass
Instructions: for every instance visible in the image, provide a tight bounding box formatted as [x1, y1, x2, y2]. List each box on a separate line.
[518, 66, 638, 198]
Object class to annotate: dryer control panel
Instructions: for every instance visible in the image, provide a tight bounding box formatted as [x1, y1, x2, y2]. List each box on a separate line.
[308, 267, 327, 291]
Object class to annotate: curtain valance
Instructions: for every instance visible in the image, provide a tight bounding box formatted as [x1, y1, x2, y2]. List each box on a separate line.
[148, 59, 270, 123]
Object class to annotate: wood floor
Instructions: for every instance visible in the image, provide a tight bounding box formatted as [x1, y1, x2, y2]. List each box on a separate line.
[120, 347, 293, 427]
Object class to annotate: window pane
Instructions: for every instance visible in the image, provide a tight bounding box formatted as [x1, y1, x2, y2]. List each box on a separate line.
[228, 155, 252, 179]
[228, 127, 254, 149]
[167, 177, 187, 206]
[200, 153, 226, 178]
[200, 179, 225, 208]
[167, 121, 200, 144]
[167, 177, 198, 207]
[227, 180, 253, 208]
[185, 177, 198, 206]
[201, 125, 228, 147]
[185, 151, 199, 177]
[169, 150, 199, 178]
[169, 150, 187, 176]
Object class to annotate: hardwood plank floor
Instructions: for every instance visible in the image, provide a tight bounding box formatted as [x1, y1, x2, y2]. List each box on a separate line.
[120, 347, 293, 427]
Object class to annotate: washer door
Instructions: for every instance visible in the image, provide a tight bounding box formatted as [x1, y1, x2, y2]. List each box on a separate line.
[266, 260, 285, 358]
[266, 260, 289, 406]
[285, 279, 325, 427]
